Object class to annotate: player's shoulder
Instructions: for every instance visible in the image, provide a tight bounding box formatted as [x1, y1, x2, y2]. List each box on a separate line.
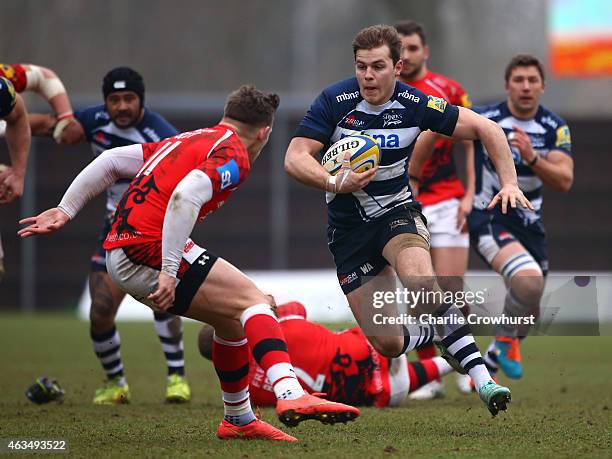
[0, 64, 26, 92]
[429, 71, 470, 106]
[394, 80, 427, 108]
[0, 76, 17, 114]
[318, 77, 362, 110]
[535, 105, 568, 131]
[74, 104, 110, 127]
[472, 101, 505, 119]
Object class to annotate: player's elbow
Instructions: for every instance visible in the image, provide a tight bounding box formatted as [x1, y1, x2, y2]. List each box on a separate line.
[284, 150, 301, 178]
[556, 173, 573, 193]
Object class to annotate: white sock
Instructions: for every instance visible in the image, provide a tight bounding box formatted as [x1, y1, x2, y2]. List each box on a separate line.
[268, 363, 305, 400]
[468, 364, 492, 391]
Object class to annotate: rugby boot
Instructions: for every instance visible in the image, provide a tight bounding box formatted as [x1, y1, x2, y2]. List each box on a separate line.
[165, 374, 191, 403]
[478, 380, 511, 416]
[495, 336, 523, 379]
[276, 393, 360, 427]
[93, 378, 130, 405]
[217, 418, 297, 442]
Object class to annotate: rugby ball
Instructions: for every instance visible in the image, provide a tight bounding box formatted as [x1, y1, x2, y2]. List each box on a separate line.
[321, 134, 380, 175]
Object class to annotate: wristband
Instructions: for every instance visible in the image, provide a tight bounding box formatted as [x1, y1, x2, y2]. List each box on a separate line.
[52, 117, 76, 144]
[326, 175, 337, 193]
[528, 154, 539, 167]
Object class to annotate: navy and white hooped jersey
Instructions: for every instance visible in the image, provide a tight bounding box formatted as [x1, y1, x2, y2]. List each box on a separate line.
[75, 105, 178, 212]
[472, 101, 572, 225]
[295, 77, 459, 229]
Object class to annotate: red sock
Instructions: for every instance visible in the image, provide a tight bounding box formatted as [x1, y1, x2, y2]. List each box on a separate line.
[416, 343, 437, 360]
[407, 359, 441, 393]
[240, 304, 304, 399]
[212, 335, 250, 393]
[212, 334, 256, 426]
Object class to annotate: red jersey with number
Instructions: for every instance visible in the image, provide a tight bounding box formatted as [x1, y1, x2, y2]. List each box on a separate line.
[248, 302, 393, 407]
[0, 64, 27, 93]
[103, 124, 250, 251]
[407, 70, 471, 206]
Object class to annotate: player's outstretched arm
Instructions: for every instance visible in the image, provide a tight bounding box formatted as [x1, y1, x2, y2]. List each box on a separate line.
[18, 208, 70, 238]
[22, 64, 77, 143]
[18, 144, 144, 238]
[452, 107, 533, 214]
[28, 113, 85, 145]
[0, 95, 31, 204]
[285, 137, 376, 193]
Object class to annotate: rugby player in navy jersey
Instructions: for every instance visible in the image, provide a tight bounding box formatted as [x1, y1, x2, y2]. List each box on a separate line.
[285, 25, 532, 415]
[470, 54, 574, 380]
[0, 77, 31, 281]
[32, 67, 191, 405]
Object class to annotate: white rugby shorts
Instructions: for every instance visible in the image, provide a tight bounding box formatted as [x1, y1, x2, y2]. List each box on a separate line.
[421, 198, 469, 248]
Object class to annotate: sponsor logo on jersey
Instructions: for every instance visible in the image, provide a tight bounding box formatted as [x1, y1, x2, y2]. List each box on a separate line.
[530, 135, 545, 148]
[497, 231, 513, 241]
[344, 132, 398, 148]
[344, 114, 365, 128]
[397, 90, 420, 103]
[94, 131, 111, 146]
[1, 64, 15, 79]
[388, 218, 410, 231]
[339, 272, 358, 286]
[427, 95, 447, 113]
[143, 127, 161, 142]
[382, 112, 402, 127]
[541, 115, 559, 130]
[360, 262, 374, 274]
[95, 111, 110, 121]
[555, 125, 571, 149]
[217, 159, 240, 190]
[335, 90, 360, 103]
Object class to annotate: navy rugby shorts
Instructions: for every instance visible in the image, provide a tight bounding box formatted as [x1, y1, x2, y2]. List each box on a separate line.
[328, 203, 429, 294]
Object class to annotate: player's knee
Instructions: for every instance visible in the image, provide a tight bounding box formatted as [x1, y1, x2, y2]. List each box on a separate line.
[369, 335, 403, 357]
[90, 299, 117, 327]
[399, 274, 437, 294]
[197, 325, 215, 360]
[231, 291, 274, 321]
[511, 273, 544, 304]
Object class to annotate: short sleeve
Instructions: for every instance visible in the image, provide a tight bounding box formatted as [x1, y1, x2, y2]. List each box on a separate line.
[294, 90, 336, 144]
[417, 95, 460, 136]
[549, 124, 572, 156]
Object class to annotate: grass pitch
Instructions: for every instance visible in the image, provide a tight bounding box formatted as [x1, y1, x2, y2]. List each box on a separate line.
[1, 314, 611, 458]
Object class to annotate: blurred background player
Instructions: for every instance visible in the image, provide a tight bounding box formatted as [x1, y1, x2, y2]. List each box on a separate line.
[0, 63, 76, 142]
[0, 63, 73, 281]
[31, 66, 190, 404]
[395, 20, 474, 398]
[19, 85, 360, 441]
[284, 25, 532, 416]
[0, 76, 31, 281]
[469, 54, 574, 380]
[199, 300, 456, 408]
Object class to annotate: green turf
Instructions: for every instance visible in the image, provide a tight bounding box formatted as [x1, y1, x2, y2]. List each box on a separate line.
[1, 314, 611, 458]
